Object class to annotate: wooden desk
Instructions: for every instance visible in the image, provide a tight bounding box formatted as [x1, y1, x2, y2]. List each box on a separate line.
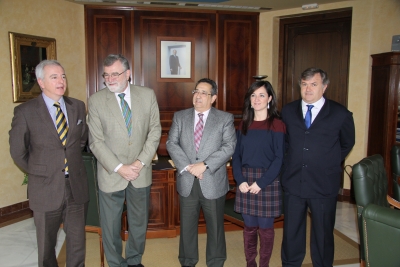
[121, 158, 177, 239]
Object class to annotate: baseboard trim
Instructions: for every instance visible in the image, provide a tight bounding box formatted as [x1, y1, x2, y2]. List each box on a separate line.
[0, 201, 33, 228]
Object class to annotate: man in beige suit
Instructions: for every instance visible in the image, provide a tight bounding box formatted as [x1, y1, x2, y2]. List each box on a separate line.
[88, 54, 161, 267]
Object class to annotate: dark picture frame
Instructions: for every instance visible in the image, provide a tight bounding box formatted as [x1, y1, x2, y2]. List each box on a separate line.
[157, 36, 195, 82]
[9, 32, 57, 102]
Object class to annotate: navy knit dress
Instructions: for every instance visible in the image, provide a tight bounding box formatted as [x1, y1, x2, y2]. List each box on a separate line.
[232, 119, 286, 218]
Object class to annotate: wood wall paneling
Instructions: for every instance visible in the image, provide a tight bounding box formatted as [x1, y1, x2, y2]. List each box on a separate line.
[85, 6, 259, 123]
[279, 10, 352, 108]
[217, 13, 258, 119]
[85, 6, 259, 237]
[85, 8, 133, 96]
[367, 52, 400, 196]
[134, 11, 216, 112]
[86, 7, 258, 128]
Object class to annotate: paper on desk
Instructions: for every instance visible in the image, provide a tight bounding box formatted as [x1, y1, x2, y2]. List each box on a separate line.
[168, 160, 175, 168]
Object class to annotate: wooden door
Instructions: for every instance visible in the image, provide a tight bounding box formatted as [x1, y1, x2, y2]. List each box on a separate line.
[279, 10, 352, 108]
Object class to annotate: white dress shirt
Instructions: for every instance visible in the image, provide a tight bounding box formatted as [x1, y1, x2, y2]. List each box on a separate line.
[301, 97, 325, 124]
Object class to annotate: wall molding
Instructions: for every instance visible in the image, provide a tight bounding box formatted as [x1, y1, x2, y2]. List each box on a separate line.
[0, 200, 32, 227]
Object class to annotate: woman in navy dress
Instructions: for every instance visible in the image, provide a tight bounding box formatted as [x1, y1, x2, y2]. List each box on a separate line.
[232, 80, 286, 267]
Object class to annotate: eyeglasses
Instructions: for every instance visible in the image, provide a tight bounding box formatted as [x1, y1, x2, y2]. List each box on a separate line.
[102, 69, 128, 80]
[192, 89, 212, 97]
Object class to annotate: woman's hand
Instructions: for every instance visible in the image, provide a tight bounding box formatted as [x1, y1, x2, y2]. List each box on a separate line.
[248, 182, 261, 194]
[239, 182, 250, 193]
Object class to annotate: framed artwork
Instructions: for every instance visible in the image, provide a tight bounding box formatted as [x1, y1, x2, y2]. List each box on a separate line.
[9, 32, 57, 102]
[157, 36, 195, 82]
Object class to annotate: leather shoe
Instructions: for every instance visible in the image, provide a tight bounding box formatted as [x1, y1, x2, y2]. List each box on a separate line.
[182, 266, 194, 267]
[128, 264, 144, 267]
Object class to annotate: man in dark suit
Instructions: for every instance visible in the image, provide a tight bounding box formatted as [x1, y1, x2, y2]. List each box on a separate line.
[9, 60, 89, 267]
[280, 68, 355, 267]
[166, 78, 236, 267]
[88, 54, 161, 267]
[169, 49, 181, 74]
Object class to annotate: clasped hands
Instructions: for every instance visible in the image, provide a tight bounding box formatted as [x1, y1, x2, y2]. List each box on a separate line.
[187, 162, 207, 179]
[239, 182, 261, 194]
[117, 160, 144, 181]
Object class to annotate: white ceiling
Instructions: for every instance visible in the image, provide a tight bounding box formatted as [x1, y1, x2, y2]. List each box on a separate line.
[64, 0, 351, 12]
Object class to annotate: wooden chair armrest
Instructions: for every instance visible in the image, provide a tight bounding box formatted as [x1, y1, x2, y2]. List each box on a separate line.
[387, 195, 400, 209]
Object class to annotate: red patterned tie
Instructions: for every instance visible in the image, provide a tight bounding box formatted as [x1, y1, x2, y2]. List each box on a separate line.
[194, 113, 204, 152]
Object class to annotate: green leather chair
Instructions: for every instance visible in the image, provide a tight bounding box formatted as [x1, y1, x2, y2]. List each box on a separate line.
[352, 154, 400, 267]
[390, 145, 400, 202]
[82, 152, 104, 267]
[362, 203, 400, 267]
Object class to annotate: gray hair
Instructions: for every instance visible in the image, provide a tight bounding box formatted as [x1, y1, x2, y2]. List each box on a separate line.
[103, 54, 130, 71]
[299, 67, 330, 86]
[35, 60, 64, 80]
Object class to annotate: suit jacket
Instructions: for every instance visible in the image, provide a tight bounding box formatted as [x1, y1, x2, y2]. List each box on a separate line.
[9, 94, 89, 212]
[166, 107, 236, 199]
[281, 98, 355, 198]
[169, 55, 181, 74]
[88, 85, 161, 193]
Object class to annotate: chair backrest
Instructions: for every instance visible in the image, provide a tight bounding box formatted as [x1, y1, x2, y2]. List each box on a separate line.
[352, 154, 390, 261]
[362, 203, 400, 267]
[353, 154, 390, 209]
[390, 145, 400, 201]
[82, 152, 100, 227]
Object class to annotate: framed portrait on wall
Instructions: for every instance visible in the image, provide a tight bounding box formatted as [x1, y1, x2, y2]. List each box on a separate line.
[157, 36, 195, 82]
[9, 32, 57, 102]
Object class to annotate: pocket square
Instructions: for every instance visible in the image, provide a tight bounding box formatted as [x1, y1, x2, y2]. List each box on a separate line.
[77, 119, 83, 125]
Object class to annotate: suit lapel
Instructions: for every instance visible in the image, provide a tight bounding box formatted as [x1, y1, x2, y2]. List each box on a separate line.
[36, 94, 60, 141]
[312, 99, 330, 126]
[295, 100, 305, 127]
[184, 108, 196, 154]
[130, 85, 141, 139]
[64, 96, 76, 143]
[199, 107, 216, 149]
[106, 88, 128, 134]
[295, 99, 331, 129]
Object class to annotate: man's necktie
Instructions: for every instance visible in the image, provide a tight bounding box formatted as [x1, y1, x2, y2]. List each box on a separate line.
[194, 113, 204, 152]
[54, 102, 69, 173]
[304, 104, 314, 129]
[118, 93, 132, 136]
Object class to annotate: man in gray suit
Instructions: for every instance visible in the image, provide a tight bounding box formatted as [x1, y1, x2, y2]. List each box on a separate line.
[9, 60, 88, 267]
[88, 54, 161, 267]
[166, 78, 236, 267]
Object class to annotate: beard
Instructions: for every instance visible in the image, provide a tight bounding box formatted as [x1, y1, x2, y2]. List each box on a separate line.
[106, 80, 127, 93]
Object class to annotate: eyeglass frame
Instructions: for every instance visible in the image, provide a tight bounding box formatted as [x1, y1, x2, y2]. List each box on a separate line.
[102, 69, 128, 80]
[192, 89, 213, 97]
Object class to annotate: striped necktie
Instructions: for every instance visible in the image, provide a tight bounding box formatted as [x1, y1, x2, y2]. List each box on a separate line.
[54, 102, 69, 173]
[118, 93, 132, 136]
[194, 113, 204, 152]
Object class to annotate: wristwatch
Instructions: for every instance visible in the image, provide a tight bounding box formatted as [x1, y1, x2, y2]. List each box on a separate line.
[137, 159, 145, 166]
[203, 162, 209, 169]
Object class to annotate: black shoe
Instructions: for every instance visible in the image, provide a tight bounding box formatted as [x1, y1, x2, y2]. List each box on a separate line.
[128, 264, 144, 267]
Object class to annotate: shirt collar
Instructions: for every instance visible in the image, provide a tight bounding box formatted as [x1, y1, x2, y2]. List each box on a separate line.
[302, 97, 325, 110]
[42, 93, 65, 110]
[195, 108, 211, 117]
[115, 84, 130, 98]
